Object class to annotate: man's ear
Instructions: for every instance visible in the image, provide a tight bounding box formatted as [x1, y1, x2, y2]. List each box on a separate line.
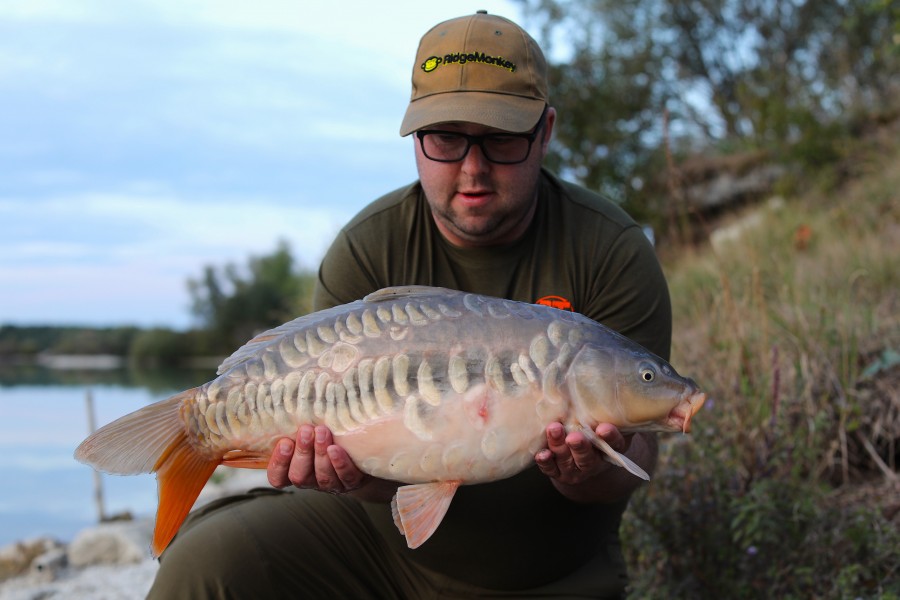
[540, 107, 557, 155]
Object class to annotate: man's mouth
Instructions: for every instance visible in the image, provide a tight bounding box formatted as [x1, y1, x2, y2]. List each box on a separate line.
[456, 190, 493, 207]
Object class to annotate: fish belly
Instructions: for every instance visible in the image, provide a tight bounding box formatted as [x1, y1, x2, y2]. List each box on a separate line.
[337, 382, 559, 484]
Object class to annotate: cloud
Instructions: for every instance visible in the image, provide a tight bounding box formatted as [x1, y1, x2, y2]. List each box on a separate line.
[0, 0, 525, 327]
[0, 191, 356, 327]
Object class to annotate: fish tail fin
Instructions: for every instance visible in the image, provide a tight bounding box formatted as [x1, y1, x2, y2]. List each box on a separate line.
[74, 389, 221, 557]
[152, 433, 220, 556]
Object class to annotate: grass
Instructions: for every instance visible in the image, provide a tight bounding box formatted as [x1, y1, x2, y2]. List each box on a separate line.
[621, 124, 900, 598]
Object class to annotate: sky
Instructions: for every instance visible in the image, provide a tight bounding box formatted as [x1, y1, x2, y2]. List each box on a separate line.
[0, 0, 524, 330]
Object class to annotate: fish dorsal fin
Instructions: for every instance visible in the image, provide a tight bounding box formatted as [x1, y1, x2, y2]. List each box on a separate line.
[217, 287, 455, 375]
[363, 286, 455, 303]
[390, 480, 460, 549]
[214, 302, 362, 375]
[215, 313, 321, 375]
[576, 424, 650, 481]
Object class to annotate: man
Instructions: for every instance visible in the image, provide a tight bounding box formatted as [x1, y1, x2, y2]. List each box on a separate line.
[149, 11, 670, 599]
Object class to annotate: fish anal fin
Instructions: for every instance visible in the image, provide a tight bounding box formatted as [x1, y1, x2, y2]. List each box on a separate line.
[390, 481, 460, 549]
[221, 449, 271, 469]
[576, 425, 650, 481]
[152, 436, 220, 557]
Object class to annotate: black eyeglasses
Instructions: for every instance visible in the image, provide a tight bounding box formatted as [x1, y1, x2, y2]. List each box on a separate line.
[415, 110, 547, 165]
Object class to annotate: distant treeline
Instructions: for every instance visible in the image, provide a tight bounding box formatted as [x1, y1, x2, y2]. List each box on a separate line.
[0, 324, 214, 368]
[1, 242, 318, 367]
[0, 325, 141, 357]
[0, 355, 213, 391]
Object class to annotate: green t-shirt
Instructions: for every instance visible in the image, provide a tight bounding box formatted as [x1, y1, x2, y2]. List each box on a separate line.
[312, 169, 672, 590]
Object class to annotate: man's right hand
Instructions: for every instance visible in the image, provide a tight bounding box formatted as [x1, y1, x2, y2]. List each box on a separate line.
[267, 424, 399, 502]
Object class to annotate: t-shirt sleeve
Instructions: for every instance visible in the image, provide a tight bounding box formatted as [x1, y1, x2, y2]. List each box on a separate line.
[582, 225, 672, 361]
[312, 230, 382, 311]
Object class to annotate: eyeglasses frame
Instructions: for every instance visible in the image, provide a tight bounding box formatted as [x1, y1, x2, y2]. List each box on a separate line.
[415, 108, 548, 165]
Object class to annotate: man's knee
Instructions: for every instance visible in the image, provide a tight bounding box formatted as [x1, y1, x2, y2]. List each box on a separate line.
[147, 492, 279, 599]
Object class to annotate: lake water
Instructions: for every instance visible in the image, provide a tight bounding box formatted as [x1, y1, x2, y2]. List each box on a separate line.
[0, 366, 211, 547]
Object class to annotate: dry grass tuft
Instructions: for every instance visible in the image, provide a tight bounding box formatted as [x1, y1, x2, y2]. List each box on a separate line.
[622, 122, 900, 597]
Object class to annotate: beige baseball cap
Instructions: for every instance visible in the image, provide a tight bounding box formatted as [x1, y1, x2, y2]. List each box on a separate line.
[399, 10, 549, 136]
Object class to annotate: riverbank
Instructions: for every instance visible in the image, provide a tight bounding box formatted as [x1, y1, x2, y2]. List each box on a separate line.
[0, 469, 269, 599]
[0, 555, 158, 600]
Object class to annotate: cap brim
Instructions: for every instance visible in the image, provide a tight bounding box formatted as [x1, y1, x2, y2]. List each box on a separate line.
[399, 92, 546, 136]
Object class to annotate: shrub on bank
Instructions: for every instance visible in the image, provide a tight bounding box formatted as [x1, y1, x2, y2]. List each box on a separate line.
[622, 129, 900, 597]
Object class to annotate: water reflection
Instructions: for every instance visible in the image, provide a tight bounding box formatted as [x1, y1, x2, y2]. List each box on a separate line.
[0, 364, 214, 392]
[0, 366, 215, 547]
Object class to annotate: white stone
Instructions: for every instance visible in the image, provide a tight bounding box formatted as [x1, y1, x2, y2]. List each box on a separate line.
[67, 520, 153, 568]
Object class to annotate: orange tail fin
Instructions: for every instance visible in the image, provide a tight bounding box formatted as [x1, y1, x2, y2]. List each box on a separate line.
[74, 388, 221, 557]
[152, 434, 219, 556]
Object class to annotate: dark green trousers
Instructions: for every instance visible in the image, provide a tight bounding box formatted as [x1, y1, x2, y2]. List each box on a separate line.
[147, 488, 626, 599]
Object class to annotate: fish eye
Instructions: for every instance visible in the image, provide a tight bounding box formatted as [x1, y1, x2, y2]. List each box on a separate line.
[639, 365, 656, 382]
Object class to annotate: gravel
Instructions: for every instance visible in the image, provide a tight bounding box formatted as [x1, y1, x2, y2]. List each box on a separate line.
[0, 560, 158, 600]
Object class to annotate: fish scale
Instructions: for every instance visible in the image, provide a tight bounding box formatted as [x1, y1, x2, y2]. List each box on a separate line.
[75, 286, 706, 556]
[186, 290, 632, 448]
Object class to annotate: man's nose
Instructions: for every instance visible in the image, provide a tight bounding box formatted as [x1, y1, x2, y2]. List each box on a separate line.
[461, 141, 491, 174]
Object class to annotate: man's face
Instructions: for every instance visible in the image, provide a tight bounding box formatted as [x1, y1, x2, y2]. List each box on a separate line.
[414, 108, 556, 248]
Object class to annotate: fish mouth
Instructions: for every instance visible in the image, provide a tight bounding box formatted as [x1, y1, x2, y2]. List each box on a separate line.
[668, 391, 707, 433]
[681, 391, 707, 433]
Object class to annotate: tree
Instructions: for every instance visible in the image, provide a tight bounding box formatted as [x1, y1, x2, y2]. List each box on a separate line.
[519, 0, 899, 224]
[187, 241, 316, 350]
[524, 0, 669, 206]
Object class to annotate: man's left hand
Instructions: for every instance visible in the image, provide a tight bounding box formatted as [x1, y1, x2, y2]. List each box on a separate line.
[534, 422, 628, 486]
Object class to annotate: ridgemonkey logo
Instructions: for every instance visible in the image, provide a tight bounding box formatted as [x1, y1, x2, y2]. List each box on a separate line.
[421, 51, 517, 73]
[422, 56, 442, 72]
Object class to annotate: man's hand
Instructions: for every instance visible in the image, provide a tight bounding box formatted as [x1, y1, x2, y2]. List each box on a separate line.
[266, 424, 399, 502]
[534, 422, 656, 503]
[267, 424, 366, 493]
[534, 422, 626, 485]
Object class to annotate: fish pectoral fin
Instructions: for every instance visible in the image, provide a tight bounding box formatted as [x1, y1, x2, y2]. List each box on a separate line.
[577, 425, 650, 481]
[221, 449, 271, 469]
[390, 481, 460, 549]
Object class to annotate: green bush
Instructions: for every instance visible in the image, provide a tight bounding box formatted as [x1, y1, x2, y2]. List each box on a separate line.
[128, 328, 187, 368]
